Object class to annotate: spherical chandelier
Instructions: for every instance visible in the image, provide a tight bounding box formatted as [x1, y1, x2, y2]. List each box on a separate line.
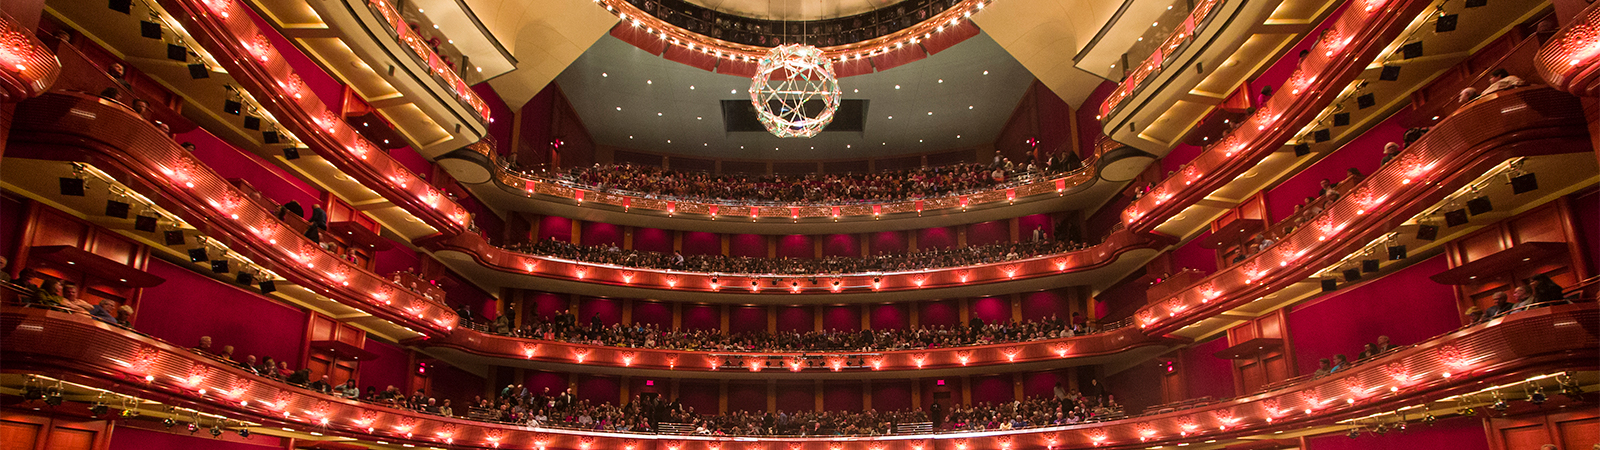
[749, 44, 842, 138]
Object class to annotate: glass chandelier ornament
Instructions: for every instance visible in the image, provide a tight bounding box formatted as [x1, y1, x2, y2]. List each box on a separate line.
[749, 44, 842, 138]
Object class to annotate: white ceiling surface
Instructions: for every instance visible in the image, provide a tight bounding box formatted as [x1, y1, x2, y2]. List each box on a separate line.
[973, 0, 1124, 107]
[680, 0, 913, 20]
[466, 0, 619, 108]
[553, 31, 1037, 161]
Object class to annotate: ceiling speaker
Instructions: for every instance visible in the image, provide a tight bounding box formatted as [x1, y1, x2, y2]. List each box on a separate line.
[1361, 259, 1380, 273]
[187, 247, 208, 263]
[1313, 129, 1331, 142]
[166, 44, 187, 62]
[187, 63, 210, 79]
[210, 260, 230, 273]
[1379, 65, 1402, 81]
[259, 279, 276, 294]
[1467, 197, 1493, 215]
[59, 178, 85, 196]
[1444, 208, 1469, 227]
[1321, 278, 1339, 292]
[1400, 42, 1423, 59]
[164, 230, 186, 246]
[1436, 14, 1458, 32]
[1357, 93, 1376, 109]
[105, 200, 130, 219]
[1416, 224, 1438, 241]
[1510, 173, 1537, 194]
[1294, 143, 1311, 156]
[1333, 112, 1350, 127]
[1388, 245, 1408, 260]
[140, 21, 162, 39]
[1343, 268, 1362, 282]
[134, 215, 158, 232]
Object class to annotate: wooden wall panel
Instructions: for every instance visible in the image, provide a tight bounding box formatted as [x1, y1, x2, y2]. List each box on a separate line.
[1488, 407, 1599, 450]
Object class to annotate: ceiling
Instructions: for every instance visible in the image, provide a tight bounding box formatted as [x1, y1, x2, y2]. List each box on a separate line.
[681, 0, 915, 20]
[553, 30, 1036, 161]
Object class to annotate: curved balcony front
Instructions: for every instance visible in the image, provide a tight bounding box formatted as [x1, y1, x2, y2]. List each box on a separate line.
[422, 228, 1166, 302]
[1117, 0, 1432, 235]
[153, 0, 474, 238]
[0, 13, 61, 102]
[1535, 2, 1600, 97]
[5, 303, 1592, 449]
[6, 91, 458, 335]
[1128, 87, 1588, 335]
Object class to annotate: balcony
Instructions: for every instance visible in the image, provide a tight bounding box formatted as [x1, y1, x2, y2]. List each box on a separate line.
[5, 91, 457, 337]
[1535, 2, 1600, 96]
[0, 13, 60, 102]
[3, 302, 1592, 449]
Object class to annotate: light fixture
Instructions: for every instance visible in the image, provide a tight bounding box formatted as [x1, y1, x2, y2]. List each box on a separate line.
[751, 44, 841, 138]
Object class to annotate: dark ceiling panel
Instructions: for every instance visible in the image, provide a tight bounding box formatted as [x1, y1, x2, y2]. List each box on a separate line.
[721, 99, 868, 133]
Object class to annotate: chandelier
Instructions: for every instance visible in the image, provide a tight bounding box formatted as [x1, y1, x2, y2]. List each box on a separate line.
[749, 44, 842, 138]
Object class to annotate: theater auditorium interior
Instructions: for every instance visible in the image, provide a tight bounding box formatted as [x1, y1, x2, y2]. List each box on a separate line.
[0, 0, 1596, 448]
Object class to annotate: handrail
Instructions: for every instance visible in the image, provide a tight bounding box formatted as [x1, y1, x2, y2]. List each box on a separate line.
[365, 0, 490, 121]
[155, 0, 473, 237]
[1534, 1, 1600, 96]
[8, 91, 458, 335]
[1128, 87, 1586, 335]
[1099, 0, 1223, 117]
[0, 12, 62, 101]
[1118, 0, 1430, 235]
[4, 302, 1591, 448]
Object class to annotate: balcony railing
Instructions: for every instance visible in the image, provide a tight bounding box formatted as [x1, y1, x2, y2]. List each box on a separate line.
[0, 12, 61, 101]
[1098, 0, 1222, 118]
[155, 0, 473, 237]
[1534, 1, 1600, 96]
[9, 92, 458, 335]
[1117, 0, 1430, 235]
[1128, 87, 1586, 335]
[4, 302, 1591, 449]
[365, 0, 491, 122]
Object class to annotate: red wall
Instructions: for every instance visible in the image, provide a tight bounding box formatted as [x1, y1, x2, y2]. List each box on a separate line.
[361, 339, 411, 392]
[727, 382, 766, 412]
[970, 296, 1010, 324]
[872, 380, 913, 412]
[729, 234, 765, 258]
[821, 234, 858, 257]
[428, 362, 486, 407]
[632, 301, 671, 327]
[575, 374, 620, 404]
[470, 82, 515, 152]
[919, 300, 958, 327]
[1265, 107, 1410, 221]
[1287, 255, 1460, 375]
[1018, 214, 1054, 240]
[777, 306, 813, 332]
[967, 221, 1009, 246]
[577, 296, 621, 327]
[970, 374, 1014, 405]
[1182, 336, 1236, 401]
[682, 231, 721, 256]
[633, 227, 673, 253]
[918, 227, 956, 250]
[870, 231, 906, 255]
[777, 235, 813, 259]
[1020, 370, 1070, 399]
[677, 380, 719, 414]
[526, 291, 568, 321]
[1162, 143, 1205, 175]
[177, 129, 320, 211]
[140, 259, 307, 367]
[1171, 232, 1219, 274]
[1075, 81, 1116, 160]
[1020, 290, 1069, 321]
[776, 381, 814, 412]
[823, 380, 863, 411]
[871, 303, 909, 330]
[1571, 189, 1599, 274]
[537, 215, 572, 242]
[523, 371, 569, 397]
[682, 304, 719, 330]
[822, 305, 860, 332]
[580, 221, 623, 247]
[1104, 355, 1164, 413]
[729, 306, 766, 334]
[1304, 415, 1488, 450]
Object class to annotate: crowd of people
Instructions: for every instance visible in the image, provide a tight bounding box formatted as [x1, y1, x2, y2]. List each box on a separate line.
[506, 236, 1089, 276]
[8, 261, 132, 327]
[1467, 274, 1570, 324]
[1310, 335, 1397, 379]
[475, 311, 1102, 353]
[518, 151, 1084, 205]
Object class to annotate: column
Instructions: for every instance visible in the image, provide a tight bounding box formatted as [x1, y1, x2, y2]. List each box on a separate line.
[909, 302, 920, 328]
[623, 226, 634, 250]
[720, 304, 730, 334]
[570, 219, 582, 245]
[860, 304, 870, 330]
[673, 230, 683, 252]
[767, 381, 778, 412]
[719, 380, 729, 414]
[814, 380, 825, 412]
[671, 302, 682, 329]
[1008, 217, 1020, 242]
[958, 298, 970, 325]
[863, 379, 873, 410]
[1011, 293, 1023, 323]
[621, 299, 633, 325]
[768, 305, 778, 333]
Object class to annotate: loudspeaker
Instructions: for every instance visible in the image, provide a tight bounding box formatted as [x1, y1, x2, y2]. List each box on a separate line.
[1444, 208, 1469, 227]
[187, 247, 208, 263]
[1401, 42, 1423, 59]
[166, 44, 187, 62]
[187, 63, 210, 79]
[243, 115, 261, 130]
[109, 0, 132, 13]
[235, 272, 255, 285]
[1333, 112, 1350, 127]
[263, 130, 280, 144]
[1379, 65, 1402, 81]
[105, 200, 130, 219]
[1464, 0, 1486, 7]
[1294, 143, 1312, 156]
[1436, 14, 1458, 32]
[1357, 93, 1376, 109]
[283, 147, 300, 160]
[59, 178, 85, 196]
[259, 279, 276, 294]
[164, 230, 186, 246]
[1314, 129, 1331, 142]
[1416, 224, 1438, 241]
[1510, 173, 1537, 194]
[1388, 245, 1408, 260]
[1343, 268, 1362, 282]
[140, 21, 162, 39]
[1467, 197, 1493, 215]
[210, 259, 230, 273]
[1361, 259, 1380, 273]
[1321, 278, 1339, 292]
[134, 215, 158, 232]
[223, 99, 242, 115]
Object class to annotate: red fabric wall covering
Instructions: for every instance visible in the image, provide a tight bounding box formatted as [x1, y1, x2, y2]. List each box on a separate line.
[872, 380, 913, 412]
[777, 306, 813, 332]
[526, 292, 568, 321]
[776, 381, 814, 412]
[580, 221, 623, 246]
[1170, 232, 1219, 274]
[726, 382, 766, 412]
[523, 371, 569, 397]
[869, 231, 906, 255]
[1286, 255, 1460, 375]
[1572, 189, 1600, 273]
[1020, 370, 1071, 399]
[1104, 354, 1164, 414]
[870, 303, 909, 330]
[1093, 266, 1148, 321]
[969, 374, 1014, 405]
[682, 304, 719, 330]
[360, 339, 411, 393]
[389, 146, 434, 183]
[1020, 290, 1068, 322]
[729, 306, 767, 334]
[1304, 414, 1488, 450]
[428, 362, 486, 408]
[632, 301, 672, 327]
[822, 234, 859, 257]
[515, 86, 555, 167]
[1181, 336, 1236, 402]
[177, 130, 321, 210]
[1033, 83, 1074, 159]
[436, 268, 497, 320]
[574, 374, 620, 405]
[832, 58, 874, 77]
[677, 380, 720, 414]
[140, 259, 307, 368]
[374, 246, 422, 279]
[919, 300, 959, 327]
[470, 83, 514, 151]
[1161, 143, 1205, 175]
[537, 215, 573, 242]
[967, 220, 1009, 246]
[918, 227, 956, 250]
[1265, 107, 1409, 221]
[110, 425, 283, 450]
[682, 231, 722, 256]
[823, 380, 864, 412]
[729, 234, 766, 258]
[823, 305, 860, 332]
[1075, 81, 1116, 160]
[777, 235, 813, 259]
[970, 296, 1010, 324]
[577, 296, 621, 327]
[633, 227, 674, 253]
[921, 377, 962, 409]
[1085, 194, 1132, 244]
[1018, 214, 1054, 241]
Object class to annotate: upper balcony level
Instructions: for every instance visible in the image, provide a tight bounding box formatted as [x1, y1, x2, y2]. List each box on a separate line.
[1535, 1, 1600, 97]
[0, 12, 60, 102]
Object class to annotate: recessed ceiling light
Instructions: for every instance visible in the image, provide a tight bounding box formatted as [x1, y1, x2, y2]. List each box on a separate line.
[983, 70, 989, 75]
[810, 146, 815, 149]
[846, 144, 852, 148]
[774, 147, 779, 151]
[657, 112, 663, 116]
[629, 135, 634, 139]
[919, 139, 924, 142]
[646, 80, 652, 84]
[957, 135, 961, 138]
[689, 85, 695, 90]
[895, 85, 901, 89]
[616, 106, 622, 111]
[433, 24, 439, 29]
[601, 73, 607, 77]
[1152, 22, 1159, 27]
[447, 39, 453, 44]
[882, 142, 887, 145]
[1111, 64, 1116, 68]
[853, 88, 859, 93]
[740, 146, 745, 149]
[731, 89, 737, 94]
[937, 79, 944, 83]
[704, 143, 708, 146]
[927, 111, 933, 115]
[887, 116, 893, 119]
[1167, 5, 1173, 9]
[417, 8, 424, 12]
[666, 140, 671, 143]
[1137, 37, 1143, 42]
[696, 116, 702, 120]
